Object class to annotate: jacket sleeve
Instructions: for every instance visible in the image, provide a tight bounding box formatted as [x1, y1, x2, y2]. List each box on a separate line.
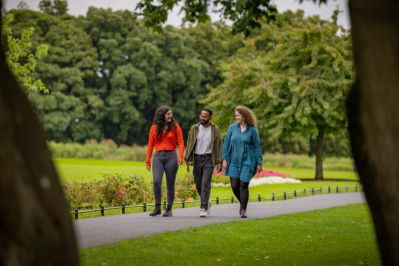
[222, 124, 233, 161]
[183, 126, 194, 162]
[175, 124, 185, 163]
[145, 125, 156, 167]
[251, 127, 263, 165]
[215, 126, 223, 163]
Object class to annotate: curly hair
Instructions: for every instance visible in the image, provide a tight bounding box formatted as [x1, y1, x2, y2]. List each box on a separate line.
[235, 105, 257, 127]
[153, 105, 176, 139]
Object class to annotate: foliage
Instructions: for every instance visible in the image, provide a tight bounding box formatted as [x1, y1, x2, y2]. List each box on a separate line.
[2, 13, 49, 93]
[175, 173, 198, 200]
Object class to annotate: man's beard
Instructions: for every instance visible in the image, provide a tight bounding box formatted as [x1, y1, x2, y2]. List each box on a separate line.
[200, 120, 209, 125]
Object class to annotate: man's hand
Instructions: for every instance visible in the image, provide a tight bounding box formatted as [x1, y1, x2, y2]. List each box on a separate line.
[186, 161, 191, 172]
[216, 163, 222, 172]
[222, 160, 228, 171]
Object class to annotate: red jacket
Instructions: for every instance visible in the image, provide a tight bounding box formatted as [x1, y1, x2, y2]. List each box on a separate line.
[146, 123, 184, 166]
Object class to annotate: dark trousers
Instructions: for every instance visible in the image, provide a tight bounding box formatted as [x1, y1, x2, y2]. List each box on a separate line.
[152, 151, 178, 206]
[193, 155, 214, 209]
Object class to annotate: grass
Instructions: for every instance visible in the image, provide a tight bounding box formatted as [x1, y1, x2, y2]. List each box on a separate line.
[54, 158, 358, 182]
[80, 203, 380, 266]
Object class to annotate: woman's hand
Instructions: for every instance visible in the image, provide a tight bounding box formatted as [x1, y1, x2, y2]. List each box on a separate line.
[222, 160, 228, 171]
[178, 160, 183, 165]
[146, 165, 151, 171]
[256, 165, 262, 174]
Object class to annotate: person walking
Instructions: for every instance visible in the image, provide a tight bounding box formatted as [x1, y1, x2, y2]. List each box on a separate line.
[222, 106, 263, 218]
[184, 108, 223, 218]
[146, 106, 184, 217]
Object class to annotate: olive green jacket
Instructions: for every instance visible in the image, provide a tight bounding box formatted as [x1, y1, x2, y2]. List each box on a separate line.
[183, 122, 223, 166]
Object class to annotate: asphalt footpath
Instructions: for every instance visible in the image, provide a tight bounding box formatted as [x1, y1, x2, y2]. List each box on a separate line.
[74, 192, 365, 248]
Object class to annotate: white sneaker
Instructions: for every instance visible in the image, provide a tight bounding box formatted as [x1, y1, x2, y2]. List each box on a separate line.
[200, 208, 208, 218]
[207, 200, 212, 215]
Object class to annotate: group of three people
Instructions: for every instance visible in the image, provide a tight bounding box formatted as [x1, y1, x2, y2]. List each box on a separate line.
[145, 105, 263, 218]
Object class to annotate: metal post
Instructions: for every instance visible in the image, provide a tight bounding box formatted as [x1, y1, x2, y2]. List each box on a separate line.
[258, 194, 261, 202]
[312, 188, 314, 195]
[182, 200, 185, 208]
[272, 193, 275, 201]
[122, 205, 125, 214]
[294, 190, 297, 197]
[304, 188, 306, 195]
[283, 192, 287, 200]
[336, 186, 339, 193]
[216, 197, 220, 204]
[74, 209, 78, 220]
[231, 196, 234, 203]
[143, 203, 147, 212]
[328, 186, 331, 193]
[346, 186, 348, 192]
[355, 185, 358, 192]
[163, 201, 167, 210]
[101, 206, 105, 216]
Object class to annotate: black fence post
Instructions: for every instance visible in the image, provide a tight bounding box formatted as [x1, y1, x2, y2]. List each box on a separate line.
[283, 192, 287, 200]
[328, 186, 331, 193]
[312, 188, 314, 195]
[355, 185, 358, 192]
[182, 200, 185, 208]
[122, 205, 125, 214]
[258, 194, 261, 202]
[346, 186, 348, 192]
[163, 201, 167, 210]
[74, 209, 78, 220]
[304, 188, 306, 195]
[143, 203, 147, 212]
[100, 206, 105, 216]
[294, 190, 297, 197]
[231, 196, 234, 203]
[320, 187, 322, 194]
[216, 197, 220, 204]
[336, 186, 339, 193]
[272, 193, 275, 201]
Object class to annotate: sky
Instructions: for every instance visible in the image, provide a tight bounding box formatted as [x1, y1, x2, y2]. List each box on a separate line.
[4, 0, 350, 29]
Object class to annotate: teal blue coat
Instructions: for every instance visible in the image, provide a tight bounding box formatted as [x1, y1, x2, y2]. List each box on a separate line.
[222, 123, 263, 182]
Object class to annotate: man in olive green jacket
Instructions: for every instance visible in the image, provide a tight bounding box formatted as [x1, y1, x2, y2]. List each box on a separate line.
[184, 108, 223, 217]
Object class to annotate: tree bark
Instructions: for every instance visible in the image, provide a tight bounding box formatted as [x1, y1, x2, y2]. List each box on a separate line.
[347, 0, 399, 264]
[0, 6, 79, 264]
[315, 124, 325, 180]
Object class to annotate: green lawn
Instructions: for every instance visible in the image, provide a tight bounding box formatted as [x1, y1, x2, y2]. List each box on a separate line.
[81, 204, 380, 266]
[54, 158, 358, 182]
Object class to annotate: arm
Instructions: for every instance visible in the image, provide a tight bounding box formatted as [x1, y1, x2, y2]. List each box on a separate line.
[183, 125, 194, 163]
[222, 124, 233, 161]
[176, 124, 185, 165]
[145, 125, 156, 169]
[251, 128, 263, 166]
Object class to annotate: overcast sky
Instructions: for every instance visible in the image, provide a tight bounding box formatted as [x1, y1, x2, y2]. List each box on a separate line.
[5, 0, 350, 29]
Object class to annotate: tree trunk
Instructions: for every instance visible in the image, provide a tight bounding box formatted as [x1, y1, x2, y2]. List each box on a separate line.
[0, 8, 79, 265]
[314, 124, 325, 180]
[347, 0, 399, 264]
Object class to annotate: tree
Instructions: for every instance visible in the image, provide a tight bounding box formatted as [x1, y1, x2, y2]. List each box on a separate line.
[136, 0, 399, 264]
[2, 13, 48, 94]
[16, 1, 29, 9]
[38, 0, 68, 15]
[0, 3, 79, 265]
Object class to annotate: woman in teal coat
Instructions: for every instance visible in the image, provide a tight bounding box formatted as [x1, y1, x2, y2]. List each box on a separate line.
[222, 106, 263, 218]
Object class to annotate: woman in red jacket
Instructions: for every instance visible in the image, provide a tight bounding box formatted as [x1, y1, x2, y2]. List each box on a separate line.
[146, 106, 184, 217]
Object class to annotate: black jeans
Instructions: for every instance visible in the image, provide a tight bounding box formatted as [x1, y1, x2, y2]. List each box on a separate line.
[152, 151, 178, 206]
[193, 154, 214, 210]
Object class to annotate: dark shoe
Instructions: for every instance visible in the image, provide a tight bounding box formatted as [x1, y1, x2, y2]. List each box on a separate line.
[240, 209, 247, 218]
[163, 209, 173, 217]
[149, 207, 161, 217]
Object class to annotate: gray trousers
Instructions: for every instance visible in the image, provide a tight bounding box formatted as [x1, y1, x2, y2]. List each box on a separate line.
[152, 151, 178, 206]
[193, 154, 214, 210]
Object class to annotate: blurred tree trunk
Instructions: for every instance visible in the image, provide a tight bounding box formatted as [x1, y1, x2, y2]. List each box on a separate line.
[347, 0, 399, 265]
[0, 2, 79, 264]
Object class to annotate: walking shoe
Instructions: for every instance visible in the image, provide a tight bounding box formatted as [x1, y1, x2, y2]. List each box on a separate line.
[162, 209, 173, 217]
[200, 208, 208, 218]
[240, 209, 247, 218]
[149, 207, 161, 217]
[207, 200, 212, 215]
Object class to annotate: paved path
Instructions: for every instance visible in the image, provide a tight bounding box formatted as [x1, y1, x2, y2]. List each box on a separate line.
[74, 193, 365, 248]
